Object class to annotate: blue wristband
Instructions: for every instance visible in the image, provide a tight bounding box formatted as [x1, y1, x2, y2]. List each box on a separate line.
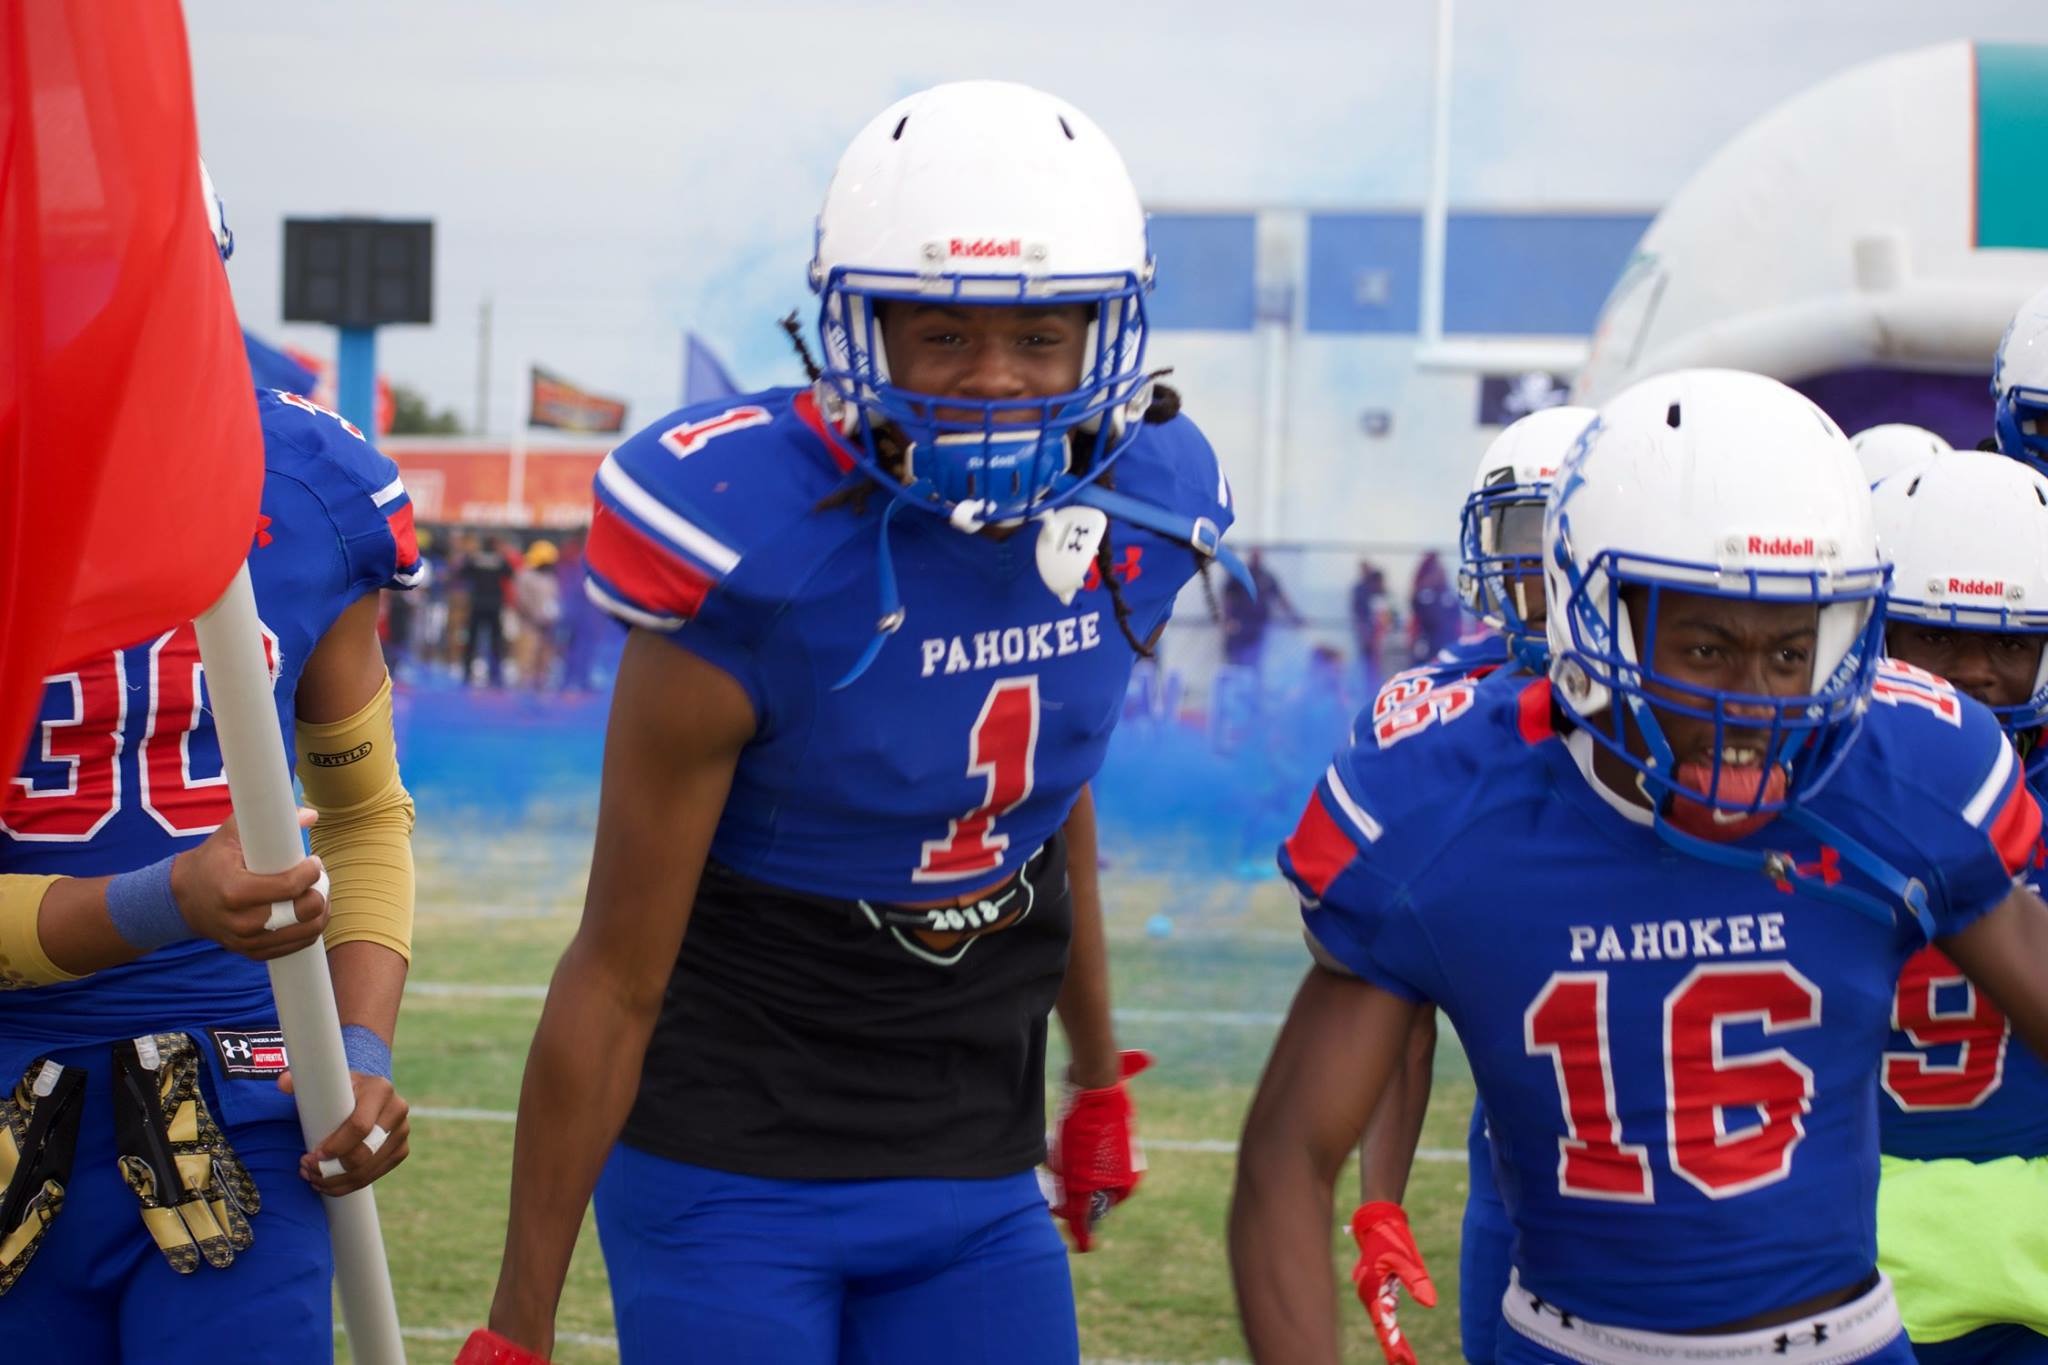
[341, 1024, 393, 1081]
[105, 856, 193, 952]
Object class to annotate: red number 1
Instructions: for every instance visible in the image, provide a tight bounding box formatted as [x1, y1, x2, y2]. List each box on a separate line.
[915, 677, 1040, 883]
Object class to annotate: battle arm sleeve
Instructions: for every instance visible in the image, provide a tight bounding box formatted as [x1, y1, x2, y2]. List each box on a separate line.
[0, 876, 78, 989]
[296, 676, 415, 962]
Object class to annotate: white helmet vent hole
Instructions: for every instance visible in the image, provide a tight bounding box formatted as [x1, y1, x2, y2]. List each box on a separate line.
[1058, 116, 1075, 140]
[1665, 403, 1683, 429]
[892, 115, 909, 141]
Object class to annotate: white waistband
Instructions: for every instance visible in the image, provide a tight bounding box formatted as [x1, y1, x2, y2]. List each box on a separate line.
[1501, 1269, 1903, 1364]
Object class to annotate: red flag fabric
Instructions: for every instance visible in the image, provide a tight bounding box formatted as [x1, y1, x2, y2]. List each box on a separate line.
[0, 1, 264, 771]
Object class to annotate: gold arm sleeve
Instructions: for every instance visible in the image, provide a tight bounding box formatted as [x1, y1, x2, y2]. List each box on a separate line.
[0, 875, 77, 989]
[296, 675, 415, 962]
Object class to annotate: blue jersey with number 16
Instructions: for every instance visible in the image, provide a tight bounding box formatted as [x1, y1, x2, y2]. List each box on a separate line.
[1281, 663, 2037, 1329]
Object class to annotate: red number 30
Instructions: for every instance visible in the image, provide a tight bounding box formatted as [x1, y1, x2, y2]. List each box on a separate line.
[2, 623, 276, 843]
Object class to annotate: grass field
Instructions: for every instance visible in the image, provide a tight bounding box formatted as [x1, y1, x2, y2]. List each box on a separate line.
[350, 823, 1483, 1364]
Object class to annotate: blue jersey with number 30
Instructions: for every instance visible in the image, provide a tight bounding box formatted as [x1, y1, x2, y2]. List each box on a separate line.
[0, 389, 419, 1052]
[1280, 663, 2037, 1329]
[583, 387, 1232, 902]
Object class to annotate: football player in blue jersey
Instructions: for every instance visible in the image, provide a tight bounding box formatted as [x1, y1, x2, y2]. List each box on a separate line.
[1233, 368, 2048, 1364]
[0, 167, 423, 1361]
[1351, 405, 1592, 1365]
[464, 81, 1240, 1365]
[1868, 452, 2048, 1363]
[1991, 285, 2048, 478]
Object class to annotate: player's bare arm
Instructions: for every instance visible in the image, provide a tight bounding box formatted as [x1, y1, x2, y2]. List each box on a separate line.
[1232, 964, 1416, 1364]
[486, 629, 752, 1356]
[1054, 785, 1119, 1090]
[1938, 881, 2048, 1064]
[16, 814, 328, 982]
[286, 592, 414, 1196]
[1359, 1005, 1436, 1204]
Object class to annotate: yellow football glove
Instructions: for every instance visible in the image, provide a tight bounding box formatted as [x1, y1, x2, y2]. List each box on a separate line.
[111, 1034, 259, 1273]
[0, 1057, 85, 1295]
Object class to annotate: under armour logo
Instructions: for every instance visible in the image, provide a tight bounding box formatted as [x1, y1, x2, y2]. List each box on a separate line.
[1526, 1295, 1576, 1330]
[1772, 1323, 1829, 1354]
[1770, 844, 1841, 894]
[1083, 545, 1143, 591]
[253, 513, 274, 550]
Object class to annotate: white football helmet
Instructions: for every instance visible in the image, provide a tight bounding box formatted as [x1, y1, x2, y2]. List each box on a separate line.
[1457, 405, 1594, 667]
[1850, 423, 1950, 488]
[810, 81, 1154, 527]
[1873, 451, 2048, 731]
[199, 159, 232, 262]
[1545, 369, 1888, 818]
[1994, 284, 2048, 477]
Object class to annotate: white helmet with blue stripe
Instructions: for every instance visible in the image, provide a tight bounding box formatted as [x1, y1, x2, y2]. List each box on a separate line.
[1873, 450, 2048, 733]
[1993, 284, 2048, 476]
[809, 81, 1154, 529]
[1544, 369, 1888, 830]
[1457, 404, 1594, 669]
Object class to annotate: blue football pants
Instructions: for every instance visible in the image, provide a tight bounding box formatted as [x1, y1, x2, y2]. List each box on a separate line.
[593, 1142, 1078, 1365]
[0, 1037, 332, 1364]
[1461, 1104, 1511, 1364]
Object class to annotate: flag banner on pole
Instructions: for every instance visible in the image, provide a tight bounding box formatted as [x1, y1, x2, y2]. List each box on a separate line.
[528, 365, 627, 433]
[682, 331, 741, 406]
[0, 0, 264, 769]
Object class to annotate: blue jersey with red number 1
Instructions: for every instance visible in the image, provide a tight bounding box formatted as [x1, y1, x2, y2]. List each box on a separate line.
[1879, 720, 2048, 1162]
[0, 388, 420, 1053]
[584, 386, 1231, 902]
[1280, 662, 2038, 1330]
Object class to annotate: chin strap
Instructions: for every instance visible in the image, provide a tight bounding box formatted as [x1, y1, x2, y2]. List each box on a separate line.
[1062, 481, 1254, 594]
[833, 498, 906, 690]
[831, 470, 1252, 688]
[1644, 796, 1935, 943]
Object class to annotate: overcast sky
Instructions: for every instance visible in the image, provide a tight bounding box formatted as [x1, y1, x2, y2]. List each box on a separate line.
[187, 1, 2048, 434]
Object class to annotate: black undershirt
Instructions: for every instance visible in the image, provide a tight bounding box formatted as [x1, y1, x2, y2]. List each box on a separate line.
[621, 835, 1073, 1181]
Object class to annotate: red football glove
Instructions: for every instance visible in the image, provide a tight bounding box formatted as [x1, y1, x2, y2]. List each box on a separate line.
[1350, 1202, 1437, 1365]
[1046, 1049, 1151, 1252]
[454, 1328, 550, 1364]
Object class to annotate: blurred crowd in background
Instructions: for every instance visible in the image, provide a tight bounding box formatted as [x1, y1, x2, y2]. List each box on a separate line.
[382, 529, 1472, 709]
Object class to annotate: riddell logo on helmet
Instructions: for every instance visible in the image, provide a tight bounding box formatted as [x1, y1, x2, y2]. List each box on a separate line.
[948, 238, 1022, 259]
[1947, 577, 2006, 598]
[1746, 535, 1815, 557]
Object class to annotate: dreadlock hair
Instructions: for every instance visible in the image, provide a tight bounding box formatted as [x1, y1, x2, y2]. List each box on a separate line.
[780, 308, 1190, 658]
[1088, 380, 1185, 659]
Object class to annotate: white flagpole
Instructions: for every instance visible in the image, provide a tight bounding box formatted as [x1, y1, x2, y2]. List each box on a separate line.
[193, 563, 405, 1365]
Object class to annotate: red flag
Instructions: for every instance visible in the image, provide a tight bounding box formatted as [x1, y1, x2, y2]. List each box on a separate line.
[0, 1, 263, 770]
